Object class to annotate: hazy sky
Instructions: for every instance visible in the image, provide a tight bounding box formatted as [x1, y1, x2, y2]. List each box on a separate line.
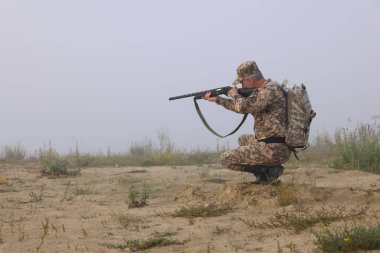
[1, 0, 379, 153]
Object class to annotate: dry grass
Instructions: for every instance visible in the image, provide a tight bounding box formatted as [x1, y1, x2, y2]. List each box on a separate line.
[275, 184, 298, 206]
[112, 212, 142, 228]
[172, 203, 232, 218]
[0, 178, 8, 185]
[240, 205, 368, 233]
[100, 237, 184, 251]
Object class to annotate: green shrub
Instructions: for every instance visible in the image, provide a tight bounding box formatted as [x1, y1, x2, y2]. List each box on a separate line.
[288, 123, 380, 174]
[128, 186, 149, 208]
[333, 123, 380, 173]
[1, 143, 27, 162]
[313, 224, 380, 252]
[38, 143, 79, 176]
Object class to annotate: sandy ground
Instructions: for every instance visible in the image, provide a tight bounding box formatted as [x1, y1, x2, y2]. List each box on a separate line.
[0, 162, 380, 253]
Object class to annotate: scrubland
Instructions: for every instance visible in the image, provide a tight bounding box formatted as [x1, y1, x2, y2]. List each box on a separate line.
[0, 123, 380, 253]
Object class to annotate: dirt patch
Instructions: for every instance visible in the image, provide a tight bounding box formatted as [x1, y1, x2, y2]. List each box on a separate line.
[0, 163, 379, 252]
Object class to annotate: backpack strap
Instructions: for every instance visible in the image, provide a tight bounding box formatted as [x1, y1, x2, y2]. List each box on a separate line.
[193, 97, 248, 138]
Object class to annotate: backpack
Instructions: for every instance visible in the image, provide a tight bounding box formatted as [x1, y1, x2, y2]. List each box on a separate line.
[282, 80, 316, 155]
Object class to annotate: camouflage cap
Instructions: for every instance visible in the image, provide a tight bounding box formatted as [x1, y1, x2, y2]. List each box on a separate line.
[232, 61, 262, 85]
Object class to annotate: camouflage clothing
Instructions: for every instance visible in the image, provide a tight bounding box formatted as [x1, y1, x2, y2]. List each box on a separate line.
[215, 80, 291, 171]
[233, 61, 262, 85]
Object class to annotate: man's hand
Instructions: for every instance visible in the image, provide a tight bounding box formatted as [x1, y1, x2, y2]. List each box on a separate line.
[227, 85, 238, 97]
[203, 91, 217, 102]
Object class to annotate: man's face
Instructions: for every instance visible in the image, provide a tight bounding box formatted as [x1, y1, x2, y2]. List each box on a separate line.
[241, 76, 255, 88]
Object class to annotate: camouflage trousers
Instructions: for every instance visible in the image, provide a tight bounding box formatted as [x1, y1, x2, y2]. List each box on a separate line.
[220, 134, 291, 171]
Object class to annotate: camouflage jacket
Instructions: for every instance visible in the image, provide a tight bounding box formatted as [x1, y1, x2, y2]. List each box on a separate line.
[215, 80, 287, 140]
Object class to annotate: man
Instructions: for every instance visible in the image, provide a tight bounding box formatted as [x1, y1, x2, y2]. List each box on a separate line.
[203, 61, 291, 184]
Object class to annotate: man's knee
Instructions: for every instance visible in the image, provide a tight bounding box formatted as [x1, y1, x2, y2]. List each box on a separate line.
[219, 151, 243, 171]
[238, 134, 255, 146]
[219, 152, 231, 167]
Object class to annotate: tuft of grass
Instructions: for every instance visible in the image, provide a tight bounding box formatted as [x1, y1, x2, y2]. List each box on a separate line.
[73, 187, 94, 195]
[112, 212, 141, 228]
[39, 142, 81, 177]
[212, 226, 226, 235]
[23, 184, 46, 203]
[313, 224, 380, 252]
[275, 184, 298, 206]
[173, 203, 231, 218]
[285, 242, 300, 253]
[100, 237, 183, 251]
[0, 177, 8, 185]
[364, 189, 375, 204]
[36, 218, 49, 253]
[128, 186, 149, 208]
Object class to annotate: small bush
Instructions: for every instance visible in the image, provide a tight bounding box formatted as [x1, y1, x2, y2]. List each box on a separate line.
[1, 144, 27, 162]
[333, 123, 380, 173]
[313, 224, 380, 252]
[287, 123, 380, 174]
[128, 186, 149, 208]
[39, 143, 80, 177]
[276, 184, 298, 206]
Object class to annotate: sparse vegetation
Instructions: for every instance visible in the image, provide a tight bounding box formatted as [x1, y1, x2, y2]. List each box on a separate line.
[73, 187, 95, 195]
[294, 123, 380, 173]
[100, 236, 183, 251]
[313, 224, 380, 252]
[173, 203, 231, 218]
[1, 123, 379, 174]
[128, 186, 149, 208]
[212, 226, 226, 235]
[240, 206, 368, 232]
[112, 212, 141, 228]
[0, 124, 379, 252]
[39, 143, 81, 177]
[36, 218, 50, 253]
[275, 184, 298, 206]
[1, 143, 27, 162]
[28, 184, 46, 202]
[334, 123, 380, 173]
[286, 242, 300, 253]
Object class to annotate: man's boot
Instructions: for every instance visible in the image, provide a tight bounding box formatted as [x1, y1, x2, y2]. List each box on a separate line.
[265, 165, 284, 183]
[243, 165, 269, 185]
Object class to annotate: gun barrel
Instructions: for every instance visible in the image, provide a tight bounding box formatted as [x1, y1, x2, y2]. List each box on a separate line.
[168, 86, 232, 101]
[168, 90, 206, 101]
